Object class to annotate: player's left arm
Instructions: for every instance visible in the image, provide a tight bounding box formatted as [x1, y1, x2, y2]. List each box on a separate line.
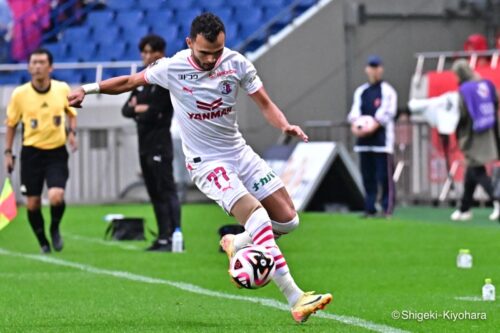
[250, 87, 308, 142]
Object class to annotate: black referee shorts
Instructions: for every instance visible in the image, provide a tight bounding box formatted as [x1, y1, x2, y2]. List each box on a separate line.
[20, 145, 69, 196]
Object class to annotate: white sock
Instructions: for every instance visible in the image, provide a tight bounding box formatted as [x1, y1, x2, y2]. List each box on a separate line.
[244, 208, 303, 306]
[273, 271, 303, 307]
[233, 231, 252, 251]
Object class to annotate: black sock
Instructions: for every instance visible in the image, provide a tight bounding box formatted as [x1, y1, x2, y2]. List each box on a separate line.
[27, 209, 49, 246]
[50, 201, 66, 233]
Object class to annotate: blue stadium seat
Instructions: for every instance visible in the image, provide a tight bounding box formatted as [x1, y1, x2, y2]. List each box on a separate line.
[137, 0, 166, 10]
[234, 7, 262, 25]
[144, 9, 174, 26]
[95, 42, 127, 61]
[227, 0, 254, 8]
[61, 26, 90, 44]
[166, 39, 185, 57]
[263, 5, 293, 33]
[115, 10, 144, 27]
[52, 69, 84, 83]
[206, 8, 232, 24]
[239, 21, 267, 40]
[43, 43, 69, 60]
[122, 45, 139, 60]
[255, 0, 286, 6]
[92, 25, 121, 45]
[224, 21, 238, 41]
[67, 41, 97, 62]
[0, 71, 26, 85]
[106, 0, 136, 10]
[78, 68, 99, 82]
[295, 0, 317, 14]
[86, 11, 115, 29]
[121, 25, 150, 43]
[151, 25, 179, 43]
[198, 0, 225, 10]
[163, 0, 195, 11]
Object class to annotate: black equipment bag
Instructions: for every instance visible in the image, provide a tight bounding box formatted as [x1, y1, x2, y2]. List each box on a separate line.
[105, 218, 146, 241]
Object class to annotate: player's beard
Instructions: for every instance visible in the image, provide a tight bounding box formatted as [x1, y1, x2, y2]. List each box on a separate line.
[193, 55, 215, 71]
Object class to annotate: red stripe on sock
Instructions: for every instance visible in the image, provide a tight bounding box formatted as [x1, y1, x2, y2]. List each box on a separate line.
[253, 225, 272, 242]
[276, 262, 287, 270]
[255, 234, 274, 245]
[274, 255, 284, 261]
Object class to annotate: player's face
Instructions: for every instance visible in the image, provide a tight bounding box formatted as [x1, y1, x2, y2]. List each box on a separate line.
[187, 32, 225, 71]
[140, 44, 164, 66]
[28, 54, 52, 81]
[365, 65, 384, 84]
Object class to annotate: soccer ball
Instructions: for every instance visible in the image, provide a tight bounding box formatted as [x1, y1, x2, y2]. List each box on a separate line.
[351, 115, 378, 137]
[229, 245, 276, 289]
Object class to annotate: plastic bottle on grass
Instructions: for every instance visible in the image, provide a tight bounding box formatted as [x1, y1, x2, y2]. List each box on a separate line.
[456, 249, 472, 269]
[482, 278, 495, 301]
[172, 227, 183, 253]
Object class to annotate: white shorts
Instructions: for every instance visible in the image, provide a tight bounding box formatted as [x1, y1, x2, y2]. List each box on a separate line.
[187, 145, 284, 213]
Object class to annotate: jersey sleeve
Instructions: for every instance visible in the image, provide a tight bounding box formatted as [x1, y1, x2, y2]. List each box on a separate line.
[5, 89, 21, 127]
[144, 57, 170, 90]
[347, 86, 363, 123]
[374, 83, 397, 126]
[239, 56, 263, 95]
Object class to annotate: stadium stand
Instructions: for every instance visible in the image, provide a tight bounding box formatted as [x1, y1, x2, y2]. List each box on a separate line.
[0, 0, 321, 83]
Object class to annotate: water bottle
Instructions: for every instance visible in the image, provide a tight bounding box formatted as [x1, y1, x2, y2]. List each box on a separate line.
[172, 227, 183, 253]
[482, 278, 496, 301]
[456, 249, 473, 269]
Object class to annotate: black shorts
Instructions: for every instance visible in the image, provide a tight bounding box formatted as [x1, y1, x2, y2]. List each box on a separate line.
[20, 145, 69, 196]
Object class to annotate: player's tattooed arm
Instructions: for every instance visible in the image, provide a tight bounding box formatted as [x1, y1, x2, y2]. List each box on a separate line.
[250, 87, 309, 142]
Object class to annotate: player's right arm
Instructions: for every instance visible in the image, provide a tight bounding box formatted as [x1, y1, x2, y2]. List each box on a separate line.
[68, 70, 148, 108]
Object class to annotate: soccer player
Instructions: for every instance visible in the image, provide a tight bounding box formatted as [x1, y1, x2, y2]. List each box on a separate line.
[4, 48, 77, 253]
[121, 34, 181, 251]
[68, 13, 331, 322]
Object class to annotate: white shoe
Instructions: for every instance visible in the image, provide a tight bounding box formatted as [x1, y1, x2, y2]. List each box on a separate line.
[489, 201, 500, 221]
[451, 210, 472, 221]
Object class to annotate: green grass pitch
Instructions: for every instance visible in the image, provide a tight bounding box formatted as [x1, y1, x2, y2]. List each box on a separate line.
[0, 204, 499, 332]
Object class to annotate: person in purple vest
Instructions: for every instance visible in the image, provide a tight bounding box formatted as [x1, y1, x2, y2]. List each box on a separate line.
[450, 59, 500, 222]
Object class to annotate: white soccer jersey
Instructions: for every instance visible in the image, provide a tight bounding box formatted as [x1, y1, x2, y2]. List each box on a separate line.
[144, 48, 263, 160]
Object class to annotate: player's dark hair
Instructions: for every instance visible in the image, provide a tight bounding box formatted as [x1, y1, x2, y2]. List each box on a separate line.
[190, 12, 225, 42]
[29, 48, 53, 65]
[138, 34, 166, 53]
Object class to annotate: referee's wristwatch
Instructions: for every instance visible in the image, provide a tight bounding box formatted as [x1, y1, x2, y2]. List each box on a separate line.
[68, 128, 77, 136]
[4, 148, 12, 156]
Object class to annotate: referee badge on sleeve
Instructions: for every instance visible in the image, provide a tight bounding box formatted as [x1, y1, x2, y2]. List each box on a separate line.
[30, 119, 38, 129]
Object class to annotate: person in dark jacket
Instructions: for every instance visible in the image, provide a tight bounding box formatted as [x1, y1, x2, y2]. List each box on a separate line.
[450, 59, 500, 222]
[122, 34, 181, 251]
[347, 55, 398, 217]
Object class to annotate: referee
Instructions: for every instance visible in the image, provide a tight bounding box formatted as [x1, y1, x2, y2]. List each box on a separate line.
[121, 35, 181, 251]
[4, 48, 77, 253]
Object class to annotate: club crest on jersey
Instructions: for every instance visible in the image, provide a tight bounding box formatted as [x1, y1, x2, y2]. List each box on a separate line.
[218, 80, 235, 95]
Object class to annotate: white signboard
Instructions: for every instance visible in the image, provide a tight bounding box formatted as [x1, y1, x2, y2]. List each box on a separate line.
[279, 142, 337, 211]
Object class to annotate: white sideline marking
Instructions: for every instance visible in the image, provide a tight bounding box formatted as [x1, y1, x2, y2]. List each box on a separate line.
[454, 296, 484, 302]
[0, 248, 410, 333]
[65, 233, 142, 251]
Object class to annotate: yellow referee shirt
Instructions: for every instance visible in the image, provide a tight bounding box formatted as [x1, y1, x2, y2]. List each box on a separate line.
[6, 80, 77, 150]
